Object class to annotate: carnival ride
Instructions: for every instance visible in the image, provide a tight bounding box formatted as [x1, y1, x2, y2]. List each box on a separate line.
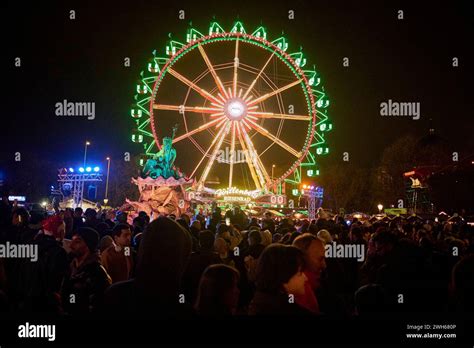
[128, 21, 332, 218]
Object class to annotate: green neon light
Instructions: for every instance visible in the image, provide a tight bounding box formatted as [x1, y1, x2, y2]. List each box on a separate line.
[231, 21, 246, 34]
[166, 40, 185, 56]
[271, 37, 288, 51]
[289, 52, 306, 68]
[186, 28, 204, 43]
[209, 21, 225, 35]
[251, 26, 267, 40]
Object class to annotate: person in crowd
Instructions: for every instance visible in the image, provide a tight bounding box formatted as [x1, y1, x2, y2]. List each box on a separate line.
[84, 208, 99, 229]
[99, 235, 114, 254]
[95, 222, 111, 239]
[195, 264, 240, 317]
[133, 232, 144, 252]
[262, 211, 275, 234]
[249, 244, 311, 316]
[354, 283, 390, 316]
[450, 254, 474, 312]
[138, 211, 150, 226]
[260, 230, 273, 247]
[292, 233, 326, 314]
[244, 230, 265, 283]
[115, 211, 129, 225]
[7, 208, 35, 243]
[101, 223, 134, 283]
[246, 230, 265, 258]
[177, 217, 198, 251]
[132, 216, 146, 236]
[72, 207, 85, 232]
[180, 213, 191, 227]
[0, 195, 12, 239]
[63, 208, 74, 239]
[190, 220, 202, 241]
[61, 227, 111, 315]
[9, 214, 68, 313]
[103, 216, 194, 318]
[230, 205, 246, 227]
[182, 230, 221, 304]
[104, 210, 116, 229]
[272, 233, 283, 243]
[194, 209, 206, 228]
[30, 215, 68, 311]
[317, 229, 333, 245]
[246, 217, 260, 230]
[208, 206, 222, 232]
[214, 237, 235, 267]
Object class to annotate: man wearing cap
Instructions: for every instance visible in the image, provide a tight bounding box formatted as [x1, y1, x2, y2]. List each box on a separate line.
[61, 227, 111, 315]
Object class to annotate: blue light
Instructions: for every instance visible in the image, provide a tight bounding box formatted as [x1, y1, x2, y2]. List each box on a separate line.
[79, 167, 85, 173]
[68, 167, 74, 173]
[86, 167, 92, 172]
[93, 166, 100, 172]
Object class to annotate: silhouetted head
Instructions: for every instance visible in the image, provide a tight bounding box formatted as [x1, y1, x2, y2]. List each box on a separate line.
[135, 216, 192, 297]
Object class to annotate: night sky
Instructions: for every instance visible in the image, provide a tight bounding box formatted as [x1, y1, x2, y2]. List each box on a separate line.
[3, 0, 473, 181]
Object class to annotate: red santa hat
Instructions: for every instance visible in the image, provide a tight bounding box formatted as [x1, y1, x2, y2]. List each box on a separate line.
[42, 215, 65, 238]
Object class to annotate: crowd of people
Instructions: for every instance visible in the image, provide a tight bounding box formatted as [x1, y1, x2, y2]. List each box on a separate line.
[0, 196, 473, 319]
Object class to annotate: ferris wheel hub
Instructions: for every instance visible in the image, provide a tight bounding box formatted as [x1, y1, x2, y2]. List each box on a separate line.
[224, 98, 247, 120]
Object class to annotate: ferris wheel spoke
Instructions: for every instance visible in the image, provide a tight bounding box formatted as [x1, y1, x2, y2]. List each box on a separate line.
[247, 78, 303, 107]
[233, 38, 239, 98]
[198, 45, 230, 99]
[210, 112, 225, 117]
[228, 122, 236, 188]
[236, 123, 263, 190]
[248, 111, 311, 121]
[153, 104, 223, 114]
[245, 119, 302, 157]
[243, 52, 275, 101]
[172, 116, 226, 144]
[239, 123, 271, 186]
[190, 120, 229, 179]
[197, 121, 232, 190]
[168, 67, 223, 105]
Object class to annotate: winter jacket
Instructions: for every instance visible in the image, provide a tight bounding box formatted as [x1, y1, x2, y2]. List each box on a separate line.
[61, 253, 111, 316]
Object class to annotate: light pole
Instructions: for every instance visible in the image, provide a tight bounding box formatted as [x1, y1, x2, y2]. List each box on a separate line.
[104, 157, 111, 205]
[271, 164, 275, 181]
[83, 141, 90, 168]
[377, 203, 383, 213]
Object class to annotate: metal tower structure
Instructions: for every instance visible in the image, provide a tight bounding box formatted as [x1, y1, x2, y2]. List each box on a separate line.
[57, 168, 103, 208]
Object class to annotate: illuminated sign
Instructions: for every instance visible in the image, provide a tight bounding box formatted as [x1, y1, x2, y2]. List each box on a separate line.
[214, 187, 260, 199]
[384, 208, 407, 215]
[255, 194, 287, 206]
[222, 196, 251, 203]
[8, 196, 26, 202]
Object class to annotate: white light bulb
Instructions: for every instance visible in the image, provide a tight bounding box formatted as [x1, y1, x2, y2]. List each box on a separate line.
[227, 101, 244, 118]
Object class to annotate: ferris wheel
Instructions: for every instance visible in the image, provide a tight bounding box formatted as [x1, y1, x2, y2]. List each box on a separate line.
[131, 21, 331, 192]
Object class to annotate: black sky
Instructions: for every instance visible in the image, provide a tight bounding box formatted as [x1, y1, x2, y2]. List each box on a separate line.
[3, 0, 473, 173]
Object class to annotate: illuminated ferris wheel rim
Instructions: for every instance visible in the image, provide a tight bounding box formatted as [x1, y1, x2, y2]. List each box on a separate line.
[148, 31, 318, 189]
